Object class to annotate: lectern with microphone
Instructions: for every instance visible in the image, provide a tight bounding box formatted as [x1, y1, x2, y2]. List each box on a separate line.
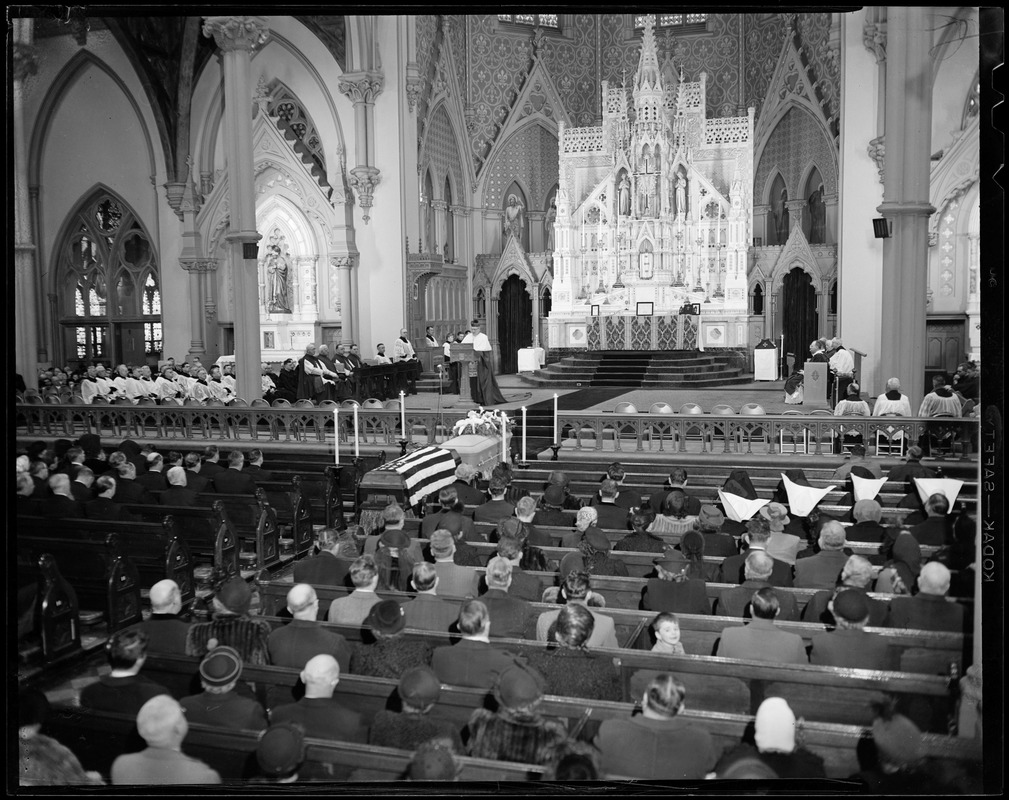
[451, 343, 478, 407]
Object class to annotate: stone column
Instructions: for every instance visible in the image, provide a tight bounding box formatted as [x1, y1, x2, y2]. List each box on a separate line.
[431, 199, 448, 256]
[332, 256, 354, 346]
[180, 259, 216, 361]
[338, 73, 384, 223]
[203, 16, 268, 400]
[877, 7, 934, 410]
[13, 27, 39, 387]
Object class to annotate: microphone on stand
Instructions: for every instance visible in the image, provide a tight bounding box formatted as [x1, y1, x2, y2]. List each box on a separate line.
[435, 364, 444, 439]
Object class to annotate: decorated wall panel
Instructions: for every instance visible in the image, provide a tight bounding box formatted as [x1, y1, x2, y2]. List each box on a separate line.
[482, 123, 559, 211]
[416, 15, 437, 124]
[425, 104, 465, 200]
[754, 106, 837, 202]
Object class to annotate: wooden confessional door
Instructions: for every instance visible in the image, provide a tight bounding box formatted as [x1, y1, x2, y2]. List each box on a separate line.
[781, 268, 818, 368]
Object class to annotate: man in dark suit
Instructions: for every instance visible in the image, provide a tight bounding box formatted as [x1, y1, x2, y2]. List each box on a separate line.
[40, 474, 85, 519]
[449, 463, 486, 506]
[888, 562, 965, 633]
[71, 465, 96, 503]
[512, 496, 553, 547]
[402, 563, 462, 633]
[244, 449, 275, 484]
[591, 479, 631, 530]
[473, 476, 515, 524]
[114, 463, 157, 505]
[159, 467, 199, 507]
[809, 338, 829, 363]
[133, 579, 192, 654]
[135, 453, 168, 493]
[85, 476, 126, 520]
[78, 629, 169, 717]
[801, 555, 889, 627]
[199, 445, 226, 480]
[183, 452, 213, 494]
[810, 589, 898, 670]
[16, 472, 42, 515]
[292, 528, 353, 589]
[794, 521, 850, 590]
[715, 551, 800, 621]
[421, 487, 477, 541]
[267, 584, 352, 670]
[607, 462, 643, 510]
[909, 493, 952, 546]
[717, 518, 794, 587]
[431, 599, 539, 690]
[647, 467, 703, 517]
[846, 499, 887, 543]
[269, 655, 368, 743]
[887, 445, 937, 489]
[479, 557, 534, 639]
[495, 533, 545, 602]
[212, 450, 258, 495]
[180, 646, 268, 731]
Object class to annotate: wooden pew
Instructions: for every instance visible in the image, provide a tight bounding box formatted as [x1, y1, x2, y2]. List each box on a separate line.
[19, 514, 195, 606]
[193, 490, 282, 574]
[121, 501, 239, 579]
[254, 476, 313, 558]
[20, 553, 82, 665]
[16, 533, 142, 633]
[45, 705, 545, 782]
[256, 582, 962, 731]
[128, 652, 981, 781]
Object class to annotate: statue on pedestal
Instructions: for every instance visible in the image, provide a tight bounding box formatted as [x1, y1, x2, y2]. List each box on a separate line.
[503, 194, 525, 242]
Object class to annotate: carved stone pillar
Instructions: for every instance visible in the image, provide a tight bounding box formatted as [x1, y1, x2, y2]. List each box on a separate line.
[180, 259, 217, 361]
[877, 6, 934, 410]
[203, 15, 268, 400]
[13, 31, 39, 386]
[331, 256, 355, 345]
[338, 73, 384, 222]
[431, 199, 448, 256]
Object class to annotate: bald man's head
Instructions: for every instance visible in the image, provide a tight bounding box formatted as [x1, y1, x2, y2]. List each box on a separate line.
[48, 473, 72, 498]
[149, 580, 182, 614]
[918, 562, 952, 596]
[166, 466, 187, 487]
[301, 655, 340, 698]
[287, 584, 318, 619]
[744, 550, 774, 581]
[136, 695, 187, 748]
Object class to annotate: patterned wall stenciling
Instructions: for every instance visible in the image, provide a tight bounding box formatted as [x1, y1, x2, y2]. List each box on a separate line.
[938, 199, 958, 297]
[744, 13, 839, 134]
[483, 124, 560, 211]
[447, 16, 467, 114]
[754, 106, 837, 202]
[539, 14, 599, 128]
[426, 105, 465, 201]
[416, 15, 438, 125]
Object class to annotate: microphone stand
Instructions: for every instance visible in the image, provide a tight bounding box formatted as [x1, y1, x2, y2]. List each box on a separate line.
[436, 363, 445, 442]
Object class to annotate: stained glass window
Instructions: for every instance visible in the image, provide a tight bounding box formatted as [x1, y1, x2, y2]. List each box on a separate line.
[634, 13, 707, 29]
[498, 14, 559, 29]
[57, 191, 160, 367]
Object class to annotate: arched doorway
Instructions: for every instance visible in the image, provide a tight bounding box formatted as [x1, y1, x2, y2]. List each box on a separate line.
[781, 267, 817, 366]
[497, 275, 532, 374]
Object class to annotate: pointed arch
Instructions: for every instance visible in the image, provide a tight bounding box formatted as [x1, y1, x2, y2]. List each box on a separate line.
[28, 50, 159, 186]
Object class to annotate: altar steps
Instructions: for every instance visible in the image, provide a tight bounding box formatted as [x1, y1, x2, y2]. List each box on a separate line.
[521, 351, 751, 389]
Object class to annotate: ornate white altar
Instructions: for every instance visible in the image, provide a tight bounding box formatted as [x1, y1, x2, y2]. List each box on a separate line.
[548, 16, 753, 350]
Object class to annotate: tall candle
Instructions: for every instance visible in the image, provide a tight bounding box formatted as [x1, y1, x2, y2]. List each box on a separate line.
[399, 391, 406, 441]
[353, 404, 360, 458]
[333, 408, 339, 465]
[521, 406, 527, 463]
[553, 393, 559, 442]
[500, 411, 508, 464]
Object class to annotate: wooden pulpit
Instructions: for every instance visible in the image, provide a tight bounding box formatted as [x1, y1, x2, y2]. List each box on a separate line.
[452, 343, 478, 407]
[803, 361, 829, 407]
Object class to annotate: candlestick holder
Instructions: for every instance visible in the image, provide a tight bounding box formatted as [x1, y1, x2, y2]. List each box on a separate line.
[549, 443, 562, 461]
[398, 439, 409, 456]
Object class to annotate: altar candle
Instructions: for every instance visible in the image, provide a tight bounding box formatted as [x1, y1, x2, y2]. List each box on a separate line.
[333, 408, 339, 465]
[353, 404, 360, 458]
[500, 411, 508, 464]
[521, 406, 527, 462]
[553, 393, 559, 442]
[399, 391, 406, 440]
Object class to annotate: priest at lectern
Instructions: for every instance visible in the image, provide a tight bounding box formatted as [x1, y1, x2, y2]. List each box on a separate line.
[461, 319, 505, 406]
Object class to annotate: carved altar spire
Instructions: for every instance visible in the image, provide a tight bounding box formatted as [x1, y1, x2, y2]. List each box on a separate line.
[634, 15, 661, 92]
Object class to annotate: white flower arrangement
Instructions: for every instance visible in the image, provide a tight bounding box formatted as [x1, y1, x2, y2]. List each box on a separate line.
[452, 408, 513, 437]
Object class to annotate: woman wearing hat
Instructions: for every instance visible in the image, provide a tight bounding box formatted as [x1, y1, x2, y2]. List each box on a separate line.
[760, 503, 803, 566]
[350, 599, 433, 680]
[691, 505, 738, 557]
[641, 536, 712, 616]
[559, 526, 629, 580]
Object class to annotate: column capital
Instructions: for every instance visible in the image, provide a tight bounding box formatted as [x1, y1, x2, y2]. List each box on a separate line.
[12, 43, 38, 82]
[202, 16, 269, 53]
[862, 14, 886, 63]
[876, 200, 936, 218]
[405, 72, 423, 113]
[180, 258, 219, 273]
[866, 136, 885, 185]
[330, 255, 355, 270]
[449, 204, 470, 217]
[430, 199, 448, 212]
[338, 71, 385, 105]
[348, 166, 381, 222]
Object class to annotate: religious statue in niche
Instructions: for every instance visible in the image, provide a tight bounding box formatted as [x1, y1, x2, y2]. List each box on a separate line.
[263, 229, 292, 313]
[503, 194, 525, 242]
[675, 173, 687, 218]
[618, 175, 631, 216]
[774, 188, 790, 244]
[808, 184, 826, 244]
[545, 198, 557, 252]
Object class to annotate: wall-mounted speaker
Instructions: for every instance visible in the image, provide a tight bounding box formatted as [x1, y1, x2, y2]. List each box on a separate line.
[872, 218, 891, 239]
